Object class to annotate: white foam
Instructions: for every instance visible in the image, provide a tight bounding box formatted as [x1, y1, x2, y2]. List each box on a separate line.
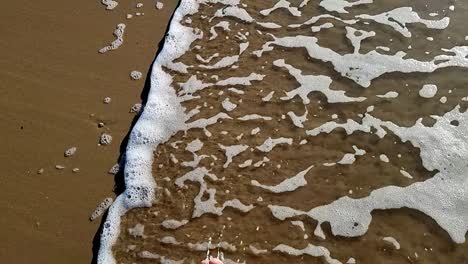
[161, 219, 189, 230]
[251, 127, 260, 135]
[160, 236, 181, 245]
[156, 1, 164, 10]
[90, 198, 114, 221]
[377, 91, 399, 99]
[255, 35, 468, 88]
[228, 87, 245, 94]
[379, 154, 389, 163]
[64, 147, 77, 157]
[238, 114, 272, 121]
[256, 137, 293, 152]
[102, 0, 118, 10]
[256, 22, 282, 29]
[239, 159, 253, 168]
[97, 1, 208, 262]
[249, 245, 268, 255]
[130, 103, 142, 114]
[219, 144, 249, 168]
[345, 26, 375, 54]
[289, 14, 357, 29]
[130, 70, 143, 80]
[274, 59, 366, 103]
[337, 145, 366, 165]
[222, 98, 237, 111]
[213, 6, 254, 23]
[440, 96, 447, 104]
[419, 84, 438, 98]
[252, 165, 314, 193]
[382, 236, 401, 249]
[287, 108, 308, 128]
[108, 163, 120, 175]
[400, 169, 413, 179]
[357, 7, 450, 38]
[254, 156, 270, 167]
[209, 21, 231, 40]
[311, 22, 334, 33]
[99, 24, 125, 53]
[274, 244, 342, 264]
[278, 106, 468, 244]
[260, 0, 301, 17]
[196, 53, 219, 63]
[100, 133, 113, 145]
[262, 91, 274, 102]
[128, 223, 146, 238]
[320, 0, 372, 14]
[291, 220, 305, 231]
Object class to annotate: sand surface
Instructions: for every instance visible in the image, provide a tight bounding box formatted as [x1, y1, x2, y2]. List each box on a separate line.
[0, 0, 176, 263]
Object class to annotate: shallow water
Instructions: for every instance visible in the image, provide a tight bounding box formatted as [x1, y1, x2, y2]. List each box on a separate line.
[101, 0, 468, 263]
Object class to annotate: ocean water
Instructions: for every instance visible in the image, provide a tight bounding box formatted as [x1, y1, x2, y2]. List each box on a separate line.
[98, 0, 468, 263]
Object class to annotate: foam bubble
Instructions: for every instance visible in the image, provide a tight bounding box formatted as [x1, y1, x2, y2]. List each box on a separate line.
[382, 236, 401, 249]
[90, 198, 114, 221]
[256, 137, 293, 152]
[419, 84, 438, 98]
[130, 70, 143, 80]
[260, 0, 301, 17]
[100, 133, 113, 145]
[252, 165, 314, 193]
[64, 147, 77, 157]
[320, 0, 373, 14]
[102, 0, 118, 10]
[99, 24, 125, 53]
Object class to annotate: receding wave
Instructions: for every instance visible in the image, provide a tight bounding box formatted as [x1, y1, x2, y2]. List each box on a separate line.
[98, 1, 468, 263]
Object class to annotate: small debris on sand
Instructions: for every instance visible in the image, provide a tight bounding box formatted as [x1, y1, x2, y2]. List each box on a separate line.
[98, 122, 105, 128]
[72, 168, 80, 173]
[64, 147, 77, 157]
[90, 197, 114, 221]
[55, 165, 65, 170]
[126, 14, 133, 19]
[156, 1, 164, 10]
[136, 3, 143, 8]
[37, 168, 44, 174]
[108, 163, 120, 175]
[130, 103, 142, 113]
[103, 97, 111, 104]
[100, 133, 113, 145]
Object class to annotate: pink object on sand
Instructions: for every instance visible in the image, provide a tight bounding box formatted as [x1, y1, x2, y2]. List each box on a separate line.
[201, 260, 210, 264]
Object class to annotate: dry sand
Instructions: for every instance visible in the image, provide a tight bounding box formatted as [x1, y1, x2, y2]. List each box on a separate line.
[0, 0, 177, 263]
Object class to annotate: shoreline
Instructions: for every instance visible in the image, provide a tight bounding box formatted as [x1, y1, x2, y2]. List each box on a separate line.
[0, 1, 177, 263]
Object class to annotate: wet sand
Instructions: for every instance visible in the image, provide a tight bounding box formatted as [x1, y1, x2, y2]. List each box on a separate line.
[0, 0, 177, 263]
